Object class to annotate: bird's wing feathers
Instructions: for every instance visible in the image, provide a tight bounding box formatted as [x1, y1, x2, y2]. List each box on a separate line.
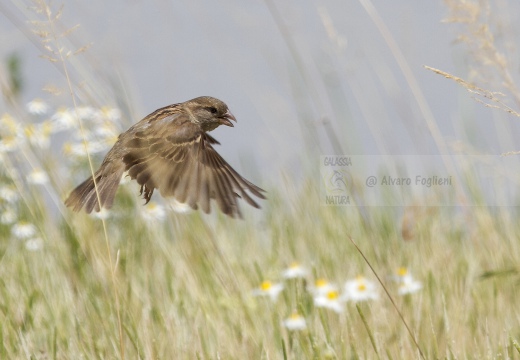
[121, 113, 265, 218]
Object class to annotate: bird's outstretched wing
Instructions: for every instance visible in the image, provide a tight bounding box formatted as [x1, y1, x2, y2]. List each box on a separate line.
[121, 114, 265, 218]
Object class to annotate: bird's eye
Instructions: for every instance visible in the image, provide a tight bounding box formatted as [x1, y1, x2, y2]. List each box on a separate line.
[206, 107, 218, 114]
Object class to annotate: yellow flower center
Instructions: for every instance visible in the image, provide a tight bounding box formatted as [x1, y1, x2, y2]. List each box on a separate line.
[63, 142, 72, 155]
[398, 267, 408, 276]
[290, 262, 300, 269]
[2, 136, 16, 145]
[316, 279, 328, 288]
[24, 124, 35, 137]
[42, 121, 53, 135]
[1, 113, 17, 132]
[104, 135, 118, 146]
[357, 283, 367, 292]
[260, 281, 272, 291]
[290, 312, 302, 320]
[326, 291, 339, 300]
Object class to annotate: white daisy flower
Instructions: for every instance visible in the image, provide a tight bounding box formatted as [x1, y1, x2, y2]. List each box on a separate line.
[314, 289, 343, 313]
[92, 208, 110, 220]
[168, 199, 193, 214]
[51, 107, 76, 132]
[94, 121, 120, 139]
[283, 312, 307, 331]
[76, 106, 99, 122]
[26, 98, 50, 115]
[252, 280, 284, 301]
[393, 267, 423, 295]
[72, 127, 96, 142]
[100, 106, 121, 122]
[63, 141, 107, 158]
[0, 113, 22, 134]
[141, 201, 166, 222]
[392, 267, 412, 282]
[0, 114, 25, 152]
[25, 237, 43, 251]
[1, 209, 17, 224]
[24, 122, 53, 149]
[0, 136, 22, 153]
[12, 221, 37, 239]
[27, 168, 49, 185]
[398, 277, 423, 295]
[309, 278, 337, 297]
[282, 262, 308, 279]
[343, 276, 379, 302]
[0, 185, 19, 203]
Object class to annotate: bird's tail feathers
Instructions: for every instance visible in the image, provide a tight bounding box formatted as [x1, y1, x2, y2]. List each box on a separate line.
[65, 169, 123, 213]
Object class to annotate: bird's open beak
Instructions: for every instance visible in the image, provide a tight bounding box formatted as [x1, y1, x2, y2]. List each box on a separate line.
[219, 110, 237, 127]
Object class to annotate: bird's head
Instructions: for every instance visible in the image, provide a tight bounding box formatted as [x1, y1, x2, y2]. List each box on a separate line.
[183, 96, 237, 131]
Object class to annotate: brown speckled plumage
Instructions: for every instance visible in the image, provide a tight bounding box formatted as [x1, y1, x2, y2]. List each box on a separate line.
[64, 96, 265, 218]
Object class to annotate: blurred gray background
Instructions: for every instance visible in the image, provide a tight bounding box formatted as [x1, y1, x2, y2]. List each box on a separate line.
[1, 0, 520, 203]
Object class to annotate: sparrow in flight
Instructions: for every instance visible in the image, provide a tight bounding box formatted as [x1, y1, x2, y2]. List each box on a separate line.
[65, 96, 265, 218]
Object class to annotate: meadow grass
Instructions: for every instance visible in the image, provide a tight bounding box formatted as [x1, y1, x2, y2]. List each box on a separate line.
[1, 176, 520, 358]
[2, 1, 520, 359]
